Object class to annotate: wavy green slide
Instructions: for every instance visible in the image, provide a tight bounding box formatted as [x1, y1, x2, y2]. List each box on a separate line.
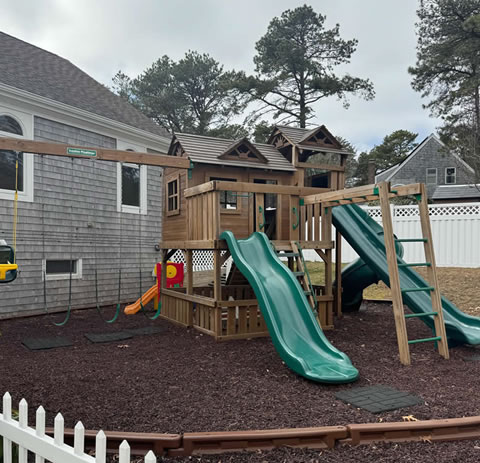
[332, 204, 480, 346]
[220, 231, 358, 384]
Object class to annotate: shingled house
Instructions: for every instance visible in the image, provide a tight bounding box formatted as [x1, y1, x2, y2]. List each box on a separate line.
[0, 32, 170, 317]
[375, 134, 475, 199]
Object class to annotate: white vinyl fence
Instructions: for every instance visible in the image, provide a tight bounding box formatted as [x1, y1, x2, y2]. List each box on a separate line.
[303, 202, 480, 268]
[0, 392, 156, 463]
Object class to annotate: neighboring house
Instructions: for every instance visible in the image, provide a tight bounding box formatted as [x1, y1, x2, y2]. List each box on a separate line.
[375, 134, 475, 199]
[0, 32, 171, 318]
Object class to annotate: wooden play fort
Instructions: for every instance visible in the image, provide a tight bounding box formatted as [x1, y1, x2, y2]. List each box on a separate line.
[0, 125, 451, 366]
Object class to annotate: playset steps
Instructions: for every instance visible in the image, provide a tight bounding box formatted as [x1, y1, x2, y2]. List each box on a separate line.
[378, 182, 449, 366]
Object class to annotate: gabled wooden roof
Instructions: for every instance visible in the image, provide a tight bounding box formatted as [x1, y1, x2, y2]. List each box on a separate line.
[269, 125, 351, 155]
[168, 133, 296, 171]
[219, 137, 268, 163]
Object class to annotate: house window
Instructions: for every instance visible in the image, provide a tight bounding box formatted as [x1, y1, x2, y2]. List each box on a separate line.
[210, 177, 237, 210]
[0, 115, 25, 194]
[426, 168, 437, 185]
[116, 160, 147, 214]
[445, 167, 456, 184]
[43, 259, 83, 281]
[166, 174, 180, 216]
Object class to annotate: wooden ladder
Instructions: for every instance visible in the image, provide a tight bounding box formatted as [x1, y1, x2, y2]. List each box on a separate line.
[282, 241, 317, 311]
[378, 182, 449, 365]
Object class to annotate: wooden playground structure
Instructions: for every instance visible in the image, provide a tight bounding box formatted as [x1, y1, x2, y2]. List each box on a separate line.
[0, 125, 450, 365]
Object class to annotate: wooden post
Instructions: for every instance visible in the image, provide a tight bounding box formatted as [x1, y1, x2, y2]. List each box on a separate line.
[255, 193, 265, 232]
[378, 182, 411, 366]
[334, 158, 345, 318]
[418, 184, 449, 359]
[185, 250, 193, 294]
[213, 249, 222, 338]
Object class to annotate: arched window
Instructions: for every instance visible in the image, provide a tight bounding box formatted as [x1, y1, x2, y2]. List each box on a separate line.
[0, 115, 24, 192]
[0, 115, 23, 136]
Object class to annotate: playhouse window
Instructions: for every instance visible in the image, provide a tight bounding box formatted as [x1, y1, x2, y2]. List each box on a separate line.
[166, 174, 180, 216]
[43, 259, 83, 281]
[210, 177, 237, 210]
[426, 168, 437, 185]
[445, 167, 456, 184]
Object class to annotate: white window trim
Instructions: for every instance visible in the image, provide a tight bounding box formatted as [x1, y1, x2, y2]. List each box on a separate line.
[426, 167, 437, 185]
[445, 167, 456, 185]
[0, 109, 34, 203]
[116, 162, 147, 215]
[42, 258, 83, 281]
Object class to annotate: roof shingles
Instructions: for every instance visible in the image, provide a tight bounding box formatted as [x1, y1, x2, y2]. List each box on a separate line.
[171, 133, 295, 171]
[0, 32, 169, 138]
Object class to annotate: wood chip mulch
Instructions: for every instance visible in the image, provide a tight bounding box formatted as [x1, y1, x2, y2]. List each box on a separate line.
[1, 302, 480, 462]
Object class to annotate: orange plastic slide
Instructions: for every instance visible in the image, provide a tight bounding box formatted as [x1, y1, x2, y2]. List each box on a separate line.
[124, 284, 157, 315]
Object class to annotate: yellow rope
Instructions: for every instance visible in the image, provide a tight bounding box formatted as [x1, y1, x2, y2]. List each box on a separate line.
[12, 155, 19, 264]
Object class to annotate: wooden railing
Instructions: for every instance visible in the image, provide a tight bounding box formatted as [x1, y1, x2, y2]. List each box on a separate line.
[184, 181, 331, 243]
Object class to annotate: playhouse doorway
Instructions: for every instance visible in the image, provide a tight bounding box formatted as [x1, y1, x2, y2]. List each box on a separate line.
[252, 179, 277, 239]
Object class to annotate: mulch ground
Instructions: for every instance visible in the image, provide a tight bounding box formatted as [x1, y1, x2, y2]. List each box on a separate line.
[1, 302, 480, 462]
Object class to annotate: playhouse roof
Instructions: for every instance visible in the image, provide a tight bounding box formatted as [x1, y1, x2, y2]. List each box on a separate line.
[170, 133, 296, 171]
[0, 32, 169, 138]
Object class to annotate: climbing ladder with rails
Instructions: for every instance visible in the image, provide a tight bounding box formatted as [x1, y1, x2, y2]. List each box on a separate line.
[276, 242, 317, 313]
[378, 182, 449, 365]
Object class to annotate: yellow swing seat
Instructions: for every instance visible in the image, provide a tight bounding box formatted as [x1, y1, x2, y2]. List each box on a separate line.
[0, 263, 18, 280]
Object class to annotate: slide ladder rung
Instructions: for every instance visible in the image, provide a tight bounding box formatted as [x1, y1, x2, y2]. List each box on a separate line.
[395, 238, 428, 243]
[398, 262, 431, 268]
[304, 290, 313, 296]
[408, 336, 442, 345]
[401, 286, 434, 293]
[405, 311, 438, 319]
[278, 252, 299, 258]
[293, 271, 304, 277]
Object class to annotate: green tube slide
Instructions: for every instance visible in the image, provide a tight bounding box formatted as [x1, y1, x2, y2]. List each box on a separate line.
[332, 204, 480, 346]
[335, 206, 404, 312]
[220, 230, 358, 384]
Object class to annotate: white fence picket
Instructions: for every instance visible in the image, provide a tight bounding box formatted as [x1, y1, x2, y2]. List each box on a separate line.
[35, 406, 46, 463]
[145, 450, 157, 462]
[95, 430, 107, 463]
[0, 392, 157, 463]
[74, 422, 85, 456]
[119, 440, 130, 463]
[3, 392, 12, 463]
[18, 399, 27, 463]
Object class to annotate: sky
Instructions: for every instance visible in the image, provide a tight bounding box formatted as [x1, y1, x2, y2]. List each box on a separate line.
[1, 0, 441, 153]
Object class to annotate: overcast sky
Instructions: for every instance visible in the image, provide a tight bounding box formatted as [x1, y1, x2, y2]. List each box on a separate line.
[2, 0, 440, 153]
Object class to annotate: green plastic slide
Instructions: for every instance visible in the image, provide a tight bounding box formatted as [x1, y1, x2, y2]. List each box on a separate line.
[332, 204, 480, 346]
[220, 231, 358, 384]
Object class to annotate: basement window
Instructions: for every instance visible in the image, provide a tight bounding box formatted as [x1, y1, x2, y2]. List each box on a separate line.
[43, 259, 83, 281]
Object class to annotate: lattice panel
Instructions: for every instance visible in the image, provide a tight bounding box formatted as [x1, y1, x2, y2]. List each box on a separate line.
[367, 207, 382, 218]
[168, 250, 229, 271]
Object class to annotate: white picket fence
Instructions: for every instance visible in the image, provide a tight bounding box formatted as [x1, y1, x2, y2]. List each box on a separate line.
[0, 393, 156, 463]
[303, 202, 480, 268]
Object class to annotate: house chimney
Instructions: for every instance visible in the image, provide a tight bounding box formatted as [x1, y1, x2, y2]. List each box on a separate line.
[367, 159, 376, 184]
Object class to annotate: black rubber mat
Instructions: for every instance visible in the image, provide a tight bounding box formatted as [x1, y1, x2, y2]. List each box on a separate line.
[22, 336, 73, 351]
[84, 331, 132, 343]
[125, 325, 167, 336]
[336, 385, 423, 413]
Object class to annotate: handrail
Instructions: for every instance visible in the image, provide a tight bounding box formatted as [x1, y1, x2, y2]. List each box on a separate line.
[185, 181, 332, 198]
[303, 182, 422, 206]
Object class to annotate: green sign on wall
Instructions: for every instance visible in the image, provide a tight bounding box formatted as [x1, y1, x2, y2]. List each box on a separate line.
[67, 147, 97, 157]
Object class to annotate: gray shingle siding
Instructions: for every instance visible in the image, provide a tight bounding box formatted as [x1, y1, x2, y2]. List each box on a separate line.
[375, 136, 475, 198]
[0, 117, 163, 318]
